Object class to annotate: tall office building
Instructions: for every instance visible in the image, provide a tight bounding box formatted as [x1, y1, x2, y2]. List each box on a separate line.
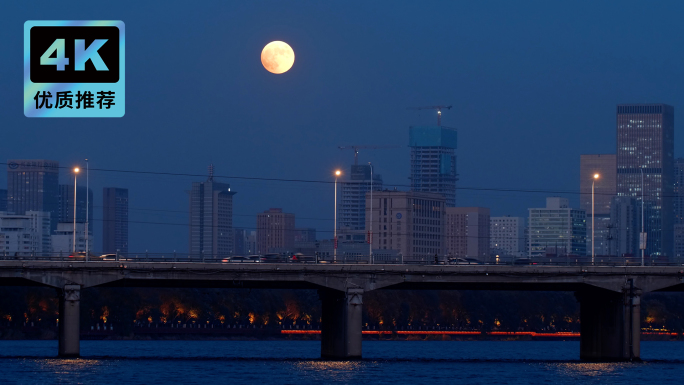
[616, 104, 674, 259]
[445, 207, 490, 260]
[580, 154, 616, 256]
[103, 188, 129, 255]
[409, 126, 458, 207]
[189, 166, 236, 257]
[367, 191, 445, 257]
[0, 189, 7, 212]
[528, 197, 586, 258]
[339, 164, 382, 231]
[256, 208, 295, 254]
[7, 160, 59, 230]
[674, 159, 684, 261]
[58, 185, 93, 233]
[610, 196, 640, 258]
[490, 216, 526, 257]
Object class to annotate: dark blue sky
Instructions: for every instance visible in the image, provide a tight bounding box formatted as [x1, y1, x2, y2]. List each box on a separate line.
[2, 1, 684, 253]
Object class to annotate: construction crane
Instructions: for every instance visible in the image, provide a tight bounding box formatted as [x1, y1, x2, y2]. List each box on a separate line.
[338, 145, 401, 165]
[407, 105, 452, 126]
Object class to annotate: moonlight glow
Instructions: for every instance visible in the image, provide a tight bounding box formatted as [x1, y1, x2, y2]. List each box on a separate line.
[261, 41, 295, 74]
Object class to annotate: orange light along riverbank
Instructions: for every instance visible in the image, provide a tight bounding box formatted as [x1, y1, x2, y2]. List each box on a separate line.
[281, 330, 684, 339]
[281, 330, 580, 337]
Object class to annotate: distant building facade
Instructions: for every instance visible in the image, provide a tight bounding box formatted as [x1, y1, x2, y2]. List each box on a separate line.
[616, 104, 674, 259]
[610, 196, 640, 258]
[674, 158, 684, 261]
[367, 191, 445, 257]
[7, 160, 59, 230]
[52, 222, 92, 254]
[528, 197, 586, 258]
[580, 154, 616, 256]
[256, 208, 295, 254]
[445, 207, 490, 260]
[0, 189, 7, 212]
[0, 211, 51, 256]
[339, 164, 383, 231]
[103, 188, 129, 255]
[294, 228, 316, 243]
[490, 216, 526, 257]
[189, 167, 236, 257]
[58, 185, 93, 233]
[409, 126, 458, 207]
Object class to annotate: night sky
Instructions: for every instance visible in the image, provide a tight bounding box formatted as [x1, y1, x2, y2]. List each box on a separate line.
[2, 1, 684, 253]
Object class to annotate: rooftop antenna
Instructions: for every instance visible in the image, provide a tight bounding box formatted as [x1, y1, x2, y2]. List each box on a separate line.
[208, 164, 214, 181]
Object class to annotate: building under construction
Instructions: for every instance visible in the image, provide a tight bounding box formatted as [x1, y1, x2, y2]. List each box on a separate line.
[409, 126, 458, 207]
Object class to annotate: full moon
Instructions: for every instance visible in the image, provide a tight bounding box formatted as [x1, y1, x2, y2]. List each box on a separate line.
[261, 41, 295, 74]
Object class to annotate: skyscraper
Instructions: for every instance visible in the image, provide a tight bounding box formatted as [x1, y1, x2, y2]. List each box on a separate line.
[58, 185, 93, 232]
[7, 159, 59, 230]
[0, 189, 7, 212]
[256, 208, 295, 254]
[674, 158, 684, 261]
[189, 166, 236, 258]
[616, 104, 674, 259]
[610, 196, 640, 258]
[103, 188, 128, 255]
[339, 164, 382, 231]
[409, 126, 458, 207]
[580, 154, 616, 256]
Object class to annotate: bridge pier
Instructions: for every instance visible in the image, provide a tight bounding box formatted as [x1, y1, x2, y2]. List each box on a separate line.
[58, 285, 81, 358]
[576, 284, 641, 361]
[319, 288, 363, 360]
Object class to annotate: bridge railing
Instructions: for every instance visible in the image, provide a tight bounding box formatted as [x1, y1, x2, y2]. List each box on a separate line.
[0, 252, 681, 266]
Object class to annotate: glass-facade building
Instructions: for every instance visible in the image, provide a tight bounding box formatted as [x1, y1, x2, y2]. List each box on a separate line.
[616, 104, 674, 259]
[528, 197, 586, 258]
[6, 159, 59, 231]
[409, 126, 458, 207]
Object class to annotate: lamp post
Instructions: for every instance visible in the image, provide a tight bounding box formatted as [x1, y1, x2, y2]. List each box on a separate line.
[334, 170, 341, 263]
[73, 167, 80, 254]
[592, 173, 599, 265]
[85, 159, 89, 261]
[641, 167, 645, 266]
[369, 162, 373, 264]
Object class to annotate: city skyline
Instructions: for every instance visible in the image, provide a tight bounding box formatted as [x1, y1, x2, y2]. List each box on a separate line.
[3, 1, 684, 253]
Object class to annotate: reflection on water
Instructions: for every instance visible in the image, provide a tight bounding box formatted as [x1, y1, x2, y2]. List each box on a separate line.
[0, 341, 679, 385]
[295, 360, 369, 382]
[551, 362, 633, 379]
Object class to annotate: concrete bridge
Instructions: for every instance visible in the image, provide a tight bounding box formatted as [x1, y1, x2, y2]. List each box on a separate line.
[1, 260, 683, 361]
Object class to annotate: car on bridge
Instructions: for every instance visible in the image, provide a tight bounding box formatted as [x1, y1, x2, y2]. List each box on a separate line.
[290, 253, 316, 263]
[69, 253, 107, 261]
[448, 257, 482, 265]
[226, 256, 262, 263]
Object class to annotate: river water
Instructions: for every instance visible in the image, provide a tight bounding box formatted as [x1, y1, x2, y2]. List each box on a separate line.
[0, 340, 682, 384]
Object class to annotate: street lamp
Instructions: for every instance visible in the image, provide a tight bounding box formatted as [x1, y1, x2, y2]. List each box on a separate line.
[334, 170, 341, 263]
[73, 167, 80, 255]
[369, 162, 373, 264]
[592, 173, 599, 265]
